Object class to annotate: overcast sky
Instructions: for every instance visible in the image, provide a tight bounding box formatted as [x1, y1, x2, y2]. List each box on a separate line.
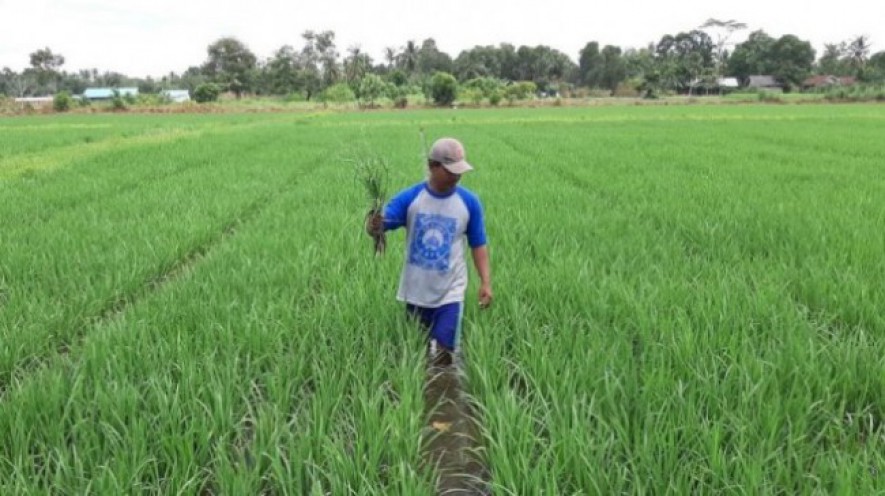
[2, 0, 883, 78]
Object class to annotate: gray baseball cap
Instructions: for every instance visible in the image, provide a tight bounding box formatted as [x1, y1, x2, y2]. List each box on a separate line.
[428, 137, 473, 174]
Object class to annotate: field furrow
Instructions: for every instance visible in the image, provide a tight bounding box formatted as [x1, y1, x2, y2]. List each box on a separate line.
[0, 132, 432, 492]
[462, 110, 885, 493]
[0, 120, 322, 391]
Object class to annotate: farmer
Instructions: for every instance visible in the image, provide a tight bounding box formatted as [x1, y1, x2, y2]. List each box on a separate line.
[366, 137, 492, 366]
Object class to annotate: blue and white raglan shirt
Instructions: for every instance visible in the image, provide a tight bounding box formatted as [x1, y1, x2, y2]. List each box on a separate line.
[384, 182, 487, 308]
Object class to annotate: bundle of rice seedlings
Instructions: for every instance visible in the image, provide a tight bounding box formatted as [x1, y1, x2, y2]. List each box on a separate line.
[354, 155, 389, 255]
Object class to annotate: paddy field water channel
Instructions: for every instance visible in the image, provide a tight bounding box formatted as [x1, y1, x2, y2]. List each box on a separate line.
[422, 349, 489, 495]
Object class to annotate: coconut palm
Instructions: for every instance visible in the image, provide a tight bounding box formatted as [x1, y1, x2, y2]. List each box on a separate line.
[384, 47, 398, 70]
[847, 35, 871, 71]
[399, 40, 419, 74]
[344, 46, 373, 88]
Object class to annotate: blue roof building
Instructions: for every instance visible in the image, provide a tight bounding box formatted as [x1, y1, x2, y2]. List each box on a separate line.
[83, 87, 139, 100]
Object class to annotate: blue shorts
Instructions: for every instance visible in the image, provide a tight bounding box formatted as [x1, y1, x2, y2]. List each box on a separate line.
[405, 302, 463, 351]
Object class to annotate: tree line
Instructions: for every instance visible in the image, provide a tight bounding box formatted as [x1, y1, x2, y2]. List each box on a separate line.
[2, 20, 883, 103]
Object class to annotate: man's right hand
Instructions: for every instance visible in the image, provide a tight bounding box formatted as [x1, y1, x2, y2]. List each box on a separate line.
[365, 212, 384, 237]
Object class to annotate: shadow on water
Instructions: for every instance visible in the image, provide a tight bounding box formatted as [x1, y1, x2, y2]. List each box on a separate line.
[421, 347, 491, 495]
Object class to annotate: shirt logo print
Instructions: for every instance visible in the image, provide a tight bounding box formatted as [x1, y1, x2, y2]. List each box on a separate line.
[409, 213, 457, 272]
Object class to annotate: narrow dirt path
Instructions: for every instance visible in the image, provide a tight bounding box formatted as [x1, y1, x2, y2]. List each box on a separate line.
[422, 351, 490, 495]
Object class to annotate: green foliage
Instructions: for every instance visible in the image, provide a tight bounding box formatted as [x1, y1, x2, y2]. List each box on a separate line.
[393, 96, 409, 109]
[384, 83, 409, 108]
[464, 77, 504, 101]
[770, 35, 815, 91]
[304, 30, 340, 88]
[321, 83, 356, 103]
[429, 71, 458, 106]
[599, 45, 627, 92]
[52, 91, 72, 112]
[728, 30, 814, 90]
[137, 78, 159, 94]
[266, 46, 301, 96]
[553, 82, 575, 98]
[357, 74, 386, 106]
[454, 43, 576, 88]
[203, 37, 257, 98]
[110, 90, 127, 111]
[415, 38, 454, 75]
[579, 41, 603, 86]
[824, 87, 851, 101]
[193, 83, 221, 103]
[504, 81, 537, 102]
[283, 92, 306, 103]
[343, 47, 373, 92]
[860, 52, 885, 84]
[824, 84, 885, 102]
[579, 43, 628, 91]
[488, 90, 502, 106]
[29, 47, 65, 91]
[135, 94, 171, 106]
[613, 81, 641, 97]
[387, 70, 408, 87]
[352, 155, 389, 209]
[817, 44, 853, 77]
[652, 31, 716, 92]
[756, 90, 783, 103]
[459, 88, 484, 105]
[637, 73, 660, 99]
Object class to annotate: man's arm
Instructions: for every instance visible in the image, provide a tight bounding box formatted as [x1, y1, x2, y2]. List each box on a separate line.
[462, 189, 491, 309]
[472, 245, 493, 309]
[365, 184, 420, 237]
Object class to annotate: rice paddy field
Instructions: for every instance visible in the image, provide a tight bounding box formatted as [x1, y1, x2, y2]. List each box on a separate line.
[1, 103, 884, 494]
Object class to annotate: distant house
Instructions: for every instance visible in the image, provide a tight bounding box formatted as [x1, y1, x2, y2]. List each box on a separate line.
[718, 77, 739, 89]
[83, 87, 139, 100]
[687, 77, 740, 94]
[803, 75, 839, 89]
[747, 75, 783, 90]
[161, 89, 190, 103]
[802, 75, 858, 90]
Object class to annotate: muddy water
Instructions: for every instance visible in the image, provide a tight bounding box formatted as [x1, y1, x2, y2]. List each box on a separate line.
[422, 352, 490, 495]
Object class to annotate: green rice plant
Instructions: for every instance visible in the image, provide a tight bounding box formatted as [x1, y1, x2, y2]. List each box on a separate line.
[352, 154, 389, 255]
[346, 126, 433, 257]
[2, 105, 885, 494]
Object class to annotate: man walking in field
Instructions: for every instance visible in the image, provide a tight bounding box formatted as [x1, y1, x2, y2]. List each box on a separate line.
[367, 137, 492, 366]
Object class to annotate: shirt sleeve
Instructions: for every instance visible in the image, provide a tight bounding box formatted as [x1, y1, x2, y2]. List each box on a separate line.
[461, 190, 487, 248]
[383, 184, 422, 231]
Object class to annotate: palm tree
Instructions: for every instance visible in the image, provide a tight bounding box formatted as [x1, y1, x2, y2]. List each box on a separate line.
[384, 47, 397, 70]
[847, 35, 871, 71]
[399, 40, 419, 74]
[344, 46, 373, 87]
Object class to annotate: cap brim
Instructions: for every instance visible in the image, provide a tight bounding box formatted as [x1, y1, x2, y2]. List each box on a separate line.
[442, 160, 473, 175]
